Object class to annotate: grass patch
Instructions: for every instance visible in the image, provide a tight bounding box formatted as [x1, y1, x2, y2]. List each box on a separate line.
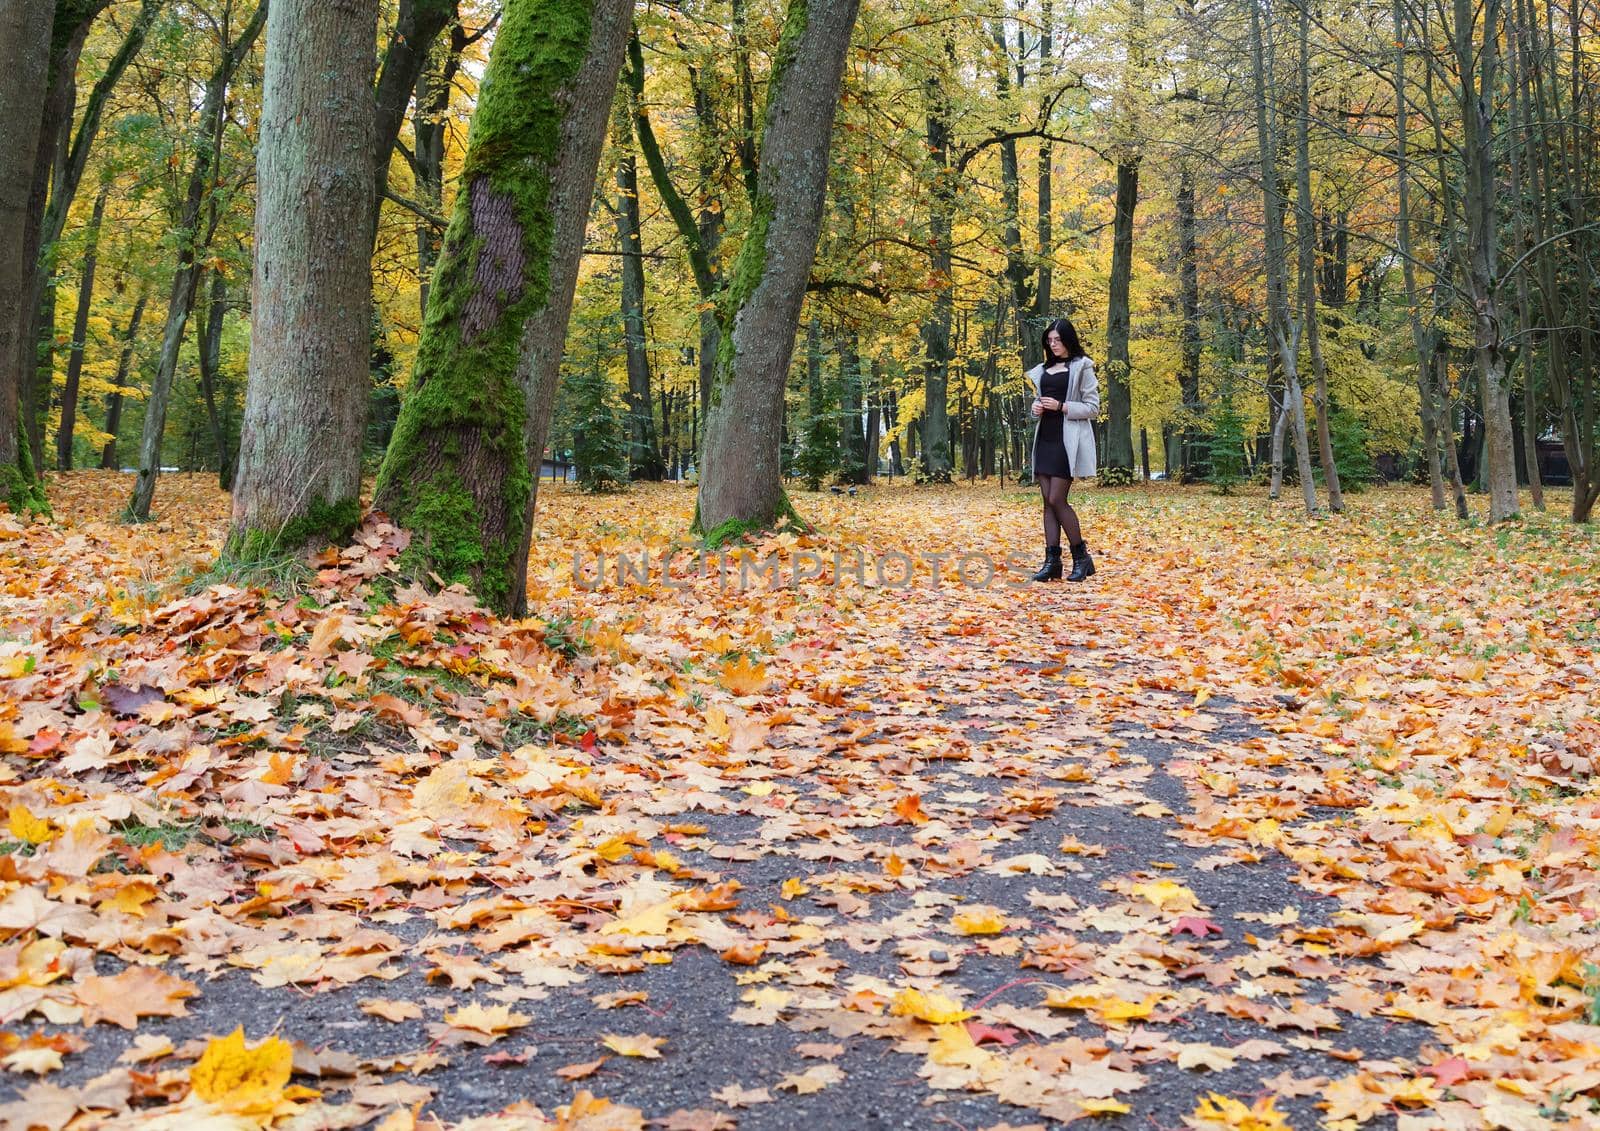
[179, 551, 314, 599]
[113, 817, 272, 850]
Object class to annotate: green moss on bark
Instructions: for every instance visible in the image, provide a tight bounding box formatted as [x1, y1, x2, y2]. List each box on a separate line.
[224, 496, 362, 564]
[3, 423, 50, 518]
[373, 0, 594, 614]
[692, 488, 811, 544]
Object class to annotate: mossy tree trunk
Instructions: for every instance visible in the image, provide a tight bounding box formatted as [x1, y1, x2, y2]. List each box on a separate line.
[692, 0, 862, 539]
[227, 0, 376, 559]
[0, 0, 54, 515]
[374, 0, 633, 616]
[126, 2, 266, 522]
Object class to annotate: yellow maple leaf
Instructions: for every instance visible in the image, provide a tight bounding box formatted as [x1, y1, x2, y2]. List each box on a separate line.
[445, 1003, 530, 1035]
[600, 1032, 665, 1058]
[1188, 1092, 1292, 1130]
[951, 907, 1008, 935]
[1097, 993, 1164, 1023]
[189, 1027, 293, 1114]
[7, 804, 54, 846]
[888, 987, 973, 1024]
[1082, 1098, 1133, 1115]
[718, 654, 769, 696]
[413, 762, 474, 814]
[1130, 879, 1199, 912]
[780, 878, 810, 899]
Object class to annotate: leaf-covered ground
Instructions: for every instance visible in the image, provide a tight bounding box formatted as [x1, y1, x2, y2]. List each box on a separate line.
[1, 473, 1597, 1130]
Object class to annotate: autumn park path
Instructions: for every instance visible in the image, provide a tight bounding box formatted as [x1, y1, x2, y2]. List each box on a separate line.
[2, 476, 1598, 1129]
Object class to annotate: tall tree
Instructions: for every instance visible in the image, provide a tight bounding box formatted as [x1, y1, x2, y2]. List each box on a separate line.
[0, 0, 54, 514]
[1247, 0, 1318, 513]
[374, 0, 635, 615]
[1292, 0, 1341, 509]
[611, 98, 664, 480]
[229, 0, 377, 557]
[372, 0, 457, 247]
[126, 2, 266, 521]
[100, 287, 149, 470]
[1101, 0, 1146, 476]
[692, 0, 864, 537]
[26, 0, 159, 468]
[918, 38, 956, 484]
[54, 180, 109, 470]
[196, 270, 235, 489]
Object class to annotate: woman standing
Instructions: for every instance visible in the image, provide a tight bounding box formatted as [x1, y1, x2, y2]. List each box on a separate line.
[1027, 318, 1099, 582]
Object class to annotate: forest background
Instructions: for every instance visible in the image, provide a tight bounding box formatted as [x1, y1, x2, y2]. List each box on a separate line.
[1, 0, 1597, 588]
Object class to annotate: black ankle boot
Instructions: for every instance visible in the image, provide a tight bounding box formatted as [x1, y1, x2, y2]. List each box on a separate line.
[1067, 542, 1095, 582]
[1031, 545, 1062, 582]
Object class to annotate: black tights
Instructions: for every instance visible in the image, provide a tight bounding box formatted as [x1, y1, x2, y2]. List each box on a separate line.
[1038, 474, 1082, 548]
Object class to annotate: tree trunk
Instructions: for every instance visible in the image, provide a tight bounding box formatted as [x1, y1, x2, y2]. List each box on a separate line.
[27, 1, 154, 471]
[375, 0, 633, 614]
[1248, 0, 1317, 513]
[1504, 18, 1544, 510]
[1034, 0, 1053, 342]
[612, 101, 662, 480]
[0, 0, 55, 513]
[1103, 157, 1139, 473]
[1393, 0, 1446, 509]
[1294, 0, 1341, 510]
[1437, 351, 1470, 518]
[1453, 0, 1518, 520]
[839, 333, 867, 484]
[372, 0, 457, 249]
[17, 5, 97, 472]
[1176, 166, 1201, 477]
[413, 19, 466, 321]
[196, 270, 234, 490]
[100, 287, 148, 470]
[918, 55, 955, 484]
[55, 180, 108, 470]
[692, 0, 863, 537]
[230, 0, 374, 554]
[127, 3, 265, 521]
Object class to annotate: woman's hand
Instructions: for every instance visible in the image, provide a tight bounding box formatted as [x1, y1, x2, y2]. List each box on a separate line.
[1031, 398, 1044, 417]
[1039, 397, 1062, 413]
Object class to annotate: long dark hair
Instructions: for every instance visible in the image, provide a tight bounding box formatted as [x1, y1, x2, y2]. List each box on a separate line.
[1041, 317, 1086, 364]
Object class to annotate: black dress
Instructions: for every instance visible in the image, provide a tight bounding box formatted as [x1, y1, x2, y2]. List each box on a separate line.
[1033, 364, 1073, 478]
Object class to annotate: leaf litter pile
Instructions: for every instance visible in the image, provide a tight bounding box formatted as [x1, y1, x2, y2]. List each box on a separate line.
[1, 472, 1598, 1130]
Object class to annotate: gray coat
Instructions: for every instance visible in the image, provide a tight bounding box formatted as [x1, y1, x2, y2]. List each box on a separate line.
[1027, 356, 1099, 478]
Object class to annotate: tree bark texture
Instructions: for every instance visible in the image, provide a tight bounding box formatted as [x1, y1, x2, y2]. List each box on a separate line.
[0, 0, 55, 513]
[693, 0, 863, 537]
[375, 0, 633, 615]
[127, 2, 266, 521]
[229, 0, 377, 556]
